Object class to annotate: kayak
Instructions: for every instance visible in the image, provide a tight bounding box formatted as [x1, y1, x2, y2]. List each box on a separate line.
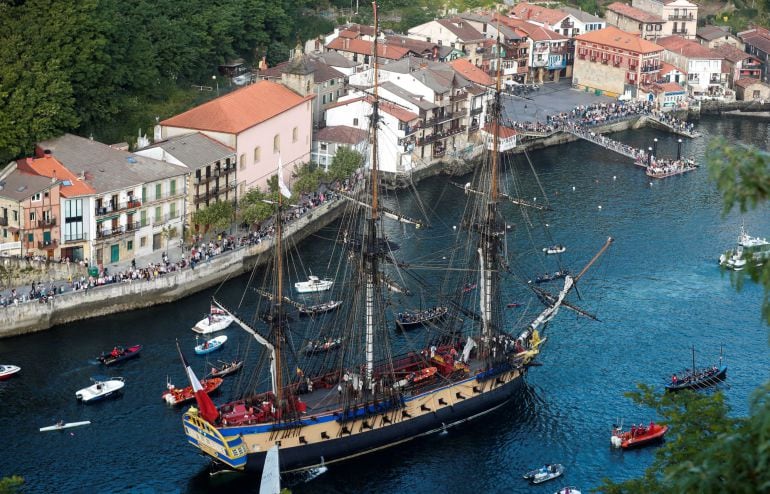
[40, 420, 91, 432]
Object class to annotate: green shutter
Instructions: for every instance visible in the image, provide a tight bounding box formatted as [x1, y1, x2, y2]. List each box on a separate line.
[170, 180, 176, 195]
[155, 183, 161, 200]
[154, 206, 161, 222]
[142, 187, 147, 203]
[140, 210, 147, 227]
[169, 203, 176, 218]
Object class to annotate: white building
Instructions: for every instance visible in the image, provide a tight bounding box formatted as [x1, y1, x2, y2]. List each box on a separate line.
[311, 126, 369, 171]
[657, 36, 729, 99]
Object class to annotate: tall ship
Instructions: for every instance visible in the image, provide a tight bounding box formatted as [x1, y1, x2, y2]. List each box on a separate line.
[178, 3, 611, 473]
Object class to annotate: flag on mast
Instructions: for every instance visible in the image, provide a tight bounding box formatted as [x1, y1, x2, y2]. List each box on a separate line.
[278, 155, 291, 199]
[176, 341, 218, 423]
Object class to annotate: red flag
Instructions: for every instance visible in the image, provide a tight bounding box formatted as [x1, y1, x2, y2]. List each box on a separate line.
[177, 342, 219, 423]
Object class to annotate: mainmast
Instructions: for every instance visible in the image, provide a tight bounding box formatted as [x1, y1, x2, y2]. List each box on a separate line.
[364, 0, 381, 389]
[273, 180, 285, 405]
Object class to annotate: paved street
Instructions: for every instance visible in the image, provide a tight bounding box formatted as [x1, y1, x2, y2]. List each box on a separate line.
[501, 80, 616, 123]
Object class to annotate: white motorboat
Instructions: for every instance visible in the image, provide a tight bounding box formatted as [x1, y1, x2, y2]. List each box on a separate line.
[294, 275, 334, 293]
[40, 420, 91, 432]
[0, 364, 21, 380]
[543, 244, 566, 255]
[76, 377, 125, 402]
[525, 464, 565, 484]
[720, 247, 747, 271]
[195, 335, 228, 355]
[738, 223, 769, 249]
[192, 313, 235, 334]
[554, 488, 581, 494]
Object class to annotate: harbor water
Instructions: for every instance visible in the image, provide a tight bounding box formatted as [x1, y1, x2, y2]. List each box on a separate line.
[1, 115, 769, 493]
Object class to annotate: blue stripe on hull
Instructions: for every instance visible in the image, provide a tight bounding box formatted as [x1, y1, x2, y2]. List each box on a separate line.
[241, 373, 524, 473]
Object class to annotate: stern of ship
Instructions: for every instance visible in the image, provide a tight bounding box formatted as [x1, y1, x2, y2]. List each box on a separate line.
[183, 407, 248, 470]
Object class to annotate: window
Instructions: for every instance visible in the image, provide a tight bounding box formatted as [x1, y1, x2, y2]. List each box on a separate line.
[170, 202, 176, 218]
[127, 240, 133, 251]
[320, 143, 328, 151]
[31, 193, 41, 201]
[140, 236, 147, 247]
[29, 211, 36, 222]
[142, 186, 147, 203]
[154, 206, 161, 223]
[655, 25, 662, 31]
[292, 127, 298, 143]
[13, 210, 17, 221]
[254, 147, 261, 163]
[155, 183, 161, 200]
[28, 233, 33, 242]
[140, 210, 147, 227]
[647, 24, 653, 31]
[306, 81, 311, 92]
[753, 90, 761, 99]
[330, 79, 335, 86]
[353, 118, 359, 126]
[273, 134, 281, 153]
[322, 94, 326, 104]
[239, 153, 246, 170]
[170, 180, 176, 196]
[2, 229, 6, 238]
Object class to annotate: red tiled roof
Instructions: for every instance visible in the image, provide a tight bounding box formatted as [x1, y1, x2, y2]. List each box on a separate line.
[17, 156, 95, 197]
[606, 2, 664, 23]
[325, 96, 418, 123]
[338, 30, 360, 39]
[713, 44, 754, 63]
[161, 81, 312, 134]
[734, 77, 767, 88]
[326, 37, 412, 60]
[495, 14, 566, 42]
[660, 61, 687, 75]
[449, 59, 495, 87]
[575, 26, 663, 54]
[482, 124, 517, 138]
[658, 82, 685, 92]
[657, 36, 723, 59]
[435, 18, 485, 42]
[315, 125, 369, 145]
[512, 2, 568, 26]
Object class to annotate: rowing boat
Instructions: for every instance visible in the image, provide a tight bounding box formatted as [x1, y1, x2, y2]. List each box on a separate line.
[40, 420, 91, 432]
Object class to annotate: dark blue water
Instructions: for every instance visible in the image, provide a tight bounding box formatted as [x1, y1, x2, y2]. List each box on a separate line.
[1, 116, 769, 493]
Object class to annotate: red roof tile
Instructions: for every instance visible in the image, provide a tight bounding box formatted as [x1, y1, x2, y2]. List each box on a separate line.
[660, 61, 687, 75]
[512, 2, 568, 26]
[575, 26, 663, 54]
[657, 36, 723, 59]
[606, 2, 664, 23]
[735, 77, 767, 88]
[326, 96, 418, 122]
[482, 124, 517, 138]
[161, 81, 312, 134]
[327, 37, 412, 60]
[17, 156, 95, 197]
[449, 59, 495, 87]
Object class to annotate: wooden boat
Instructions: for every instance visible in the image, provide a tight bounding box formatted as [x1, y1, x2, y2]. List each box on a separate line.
[97, 344, 142, 366]
[543, 244, 566, 255]
[408, 366, 437, 384]
[76, 377, 125, 403]
[526, 463, 565, 484]
[206, 360, 243, 379]
[395, 306, 448, 329]
[294, 275, 333, 293]
[162, 378, 223, 405]
[0, 364, 21, 380]
[40, 420, 91, 432]
[298, 300, 342, 316]
[303, 338, 342, 356]
[666, 346, 727, 392]
[195, 335, 227, 355]
[611, 422, 668, 449]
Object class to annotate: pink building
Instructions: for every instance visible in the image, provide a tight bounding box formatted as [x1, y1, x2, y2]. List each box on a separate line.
[160, 81, 314, 194]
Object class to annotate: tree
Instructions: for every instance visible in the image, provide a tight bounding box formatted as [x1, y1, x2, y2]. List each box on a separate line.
[238, 187, 277, 227]
[191, 201, 234, 235]
[291, 162, 325, 196]
[328, 147, 363, 181]
[0, 476, 23, 494]
[599, 138, 770, 493]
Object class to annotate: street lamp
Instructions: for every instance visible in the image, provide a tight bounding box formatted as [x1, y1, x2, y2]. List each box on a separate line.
[677, 138, 683, 160]
[212, 75, 218, 96]
[648, 147, 653, 165]
[653, 138, 658, 157]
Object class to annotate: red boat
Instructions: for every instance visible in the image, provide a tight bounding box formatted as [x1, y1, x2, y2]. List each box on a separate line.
[0, 365, 21, 380]
[611, 422, 668, 449]
[408, 366, 438, 384]
[162, 377, 223, 406]
[98, 344, 142, 366]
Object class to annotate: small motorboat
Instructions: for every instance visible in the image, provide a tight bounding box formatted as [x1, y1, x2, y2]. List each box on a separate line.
[298, 300, 342, 316]
[304, 338, 342, 355]
[462, 283, 477, 293]
[738, 222, 769, 249]
[408, 366, 437, 384]
[611, 422, 668, 449]
[534, 270, 570, 284]
[206, 360, 244, 379]
[719, 246, 747, 271]
[294, 275, 334, 293]
[195, 335, 228, 355]
[543, 244, 566, 255]
[40, 420, 91, 432]
[507, 302, 522, 308]
[192, 313, 235, 334]
[162, 377, 223, 405]
[98, 344, 142, 366]
[395, 306, 448, 329]
[524, 464, 564, 484]
[0, 364, 21, 380]
[76, 377, 125, 403]
[554, 487, 581, 494]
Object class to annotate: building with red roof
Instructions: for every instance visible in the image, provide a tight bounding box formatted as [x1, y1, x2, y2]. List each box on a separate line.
[605, 2, 665, 41]
[656, 36, 728, 98]
[161, 80, 313, 191]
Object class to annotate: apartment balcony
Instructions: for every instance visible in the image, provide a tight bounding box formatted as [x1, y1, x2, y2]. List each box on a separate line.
[450, 91, 467, 102]
[37, 217, 57, 228]
[0, 217, 7, 226]
[419, 112, 455, 128]
[194, 174, 216, 185]
[668, 14, 694, 21]
[96, 221, 141, 241]
[671, 28, 688, 35]
[95, 199, 142, 217]
[641, 64, 661, 73]
[142, 190, 185, 206]
[417, 126, 467, 146]
[38, 239, 58, 250]
[64, 232, 88, 243]
[470, 107, 483, 116]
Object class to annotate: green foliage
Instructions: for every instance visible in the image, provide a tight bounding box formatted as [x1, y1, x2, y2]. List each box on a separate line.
[708, 138, 770, 325]
[239, 187, 277, 226]
[191, 200, 234, 234]
[292, 162, 325, 196]
[0, 476, 23, 494]
[328, 147, 364, 181]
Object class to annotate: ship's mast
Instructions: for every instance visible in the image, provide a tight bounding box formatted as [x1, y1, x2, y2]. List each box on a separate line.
[273, 185, 285, 405]
[364, 0, 381, 389]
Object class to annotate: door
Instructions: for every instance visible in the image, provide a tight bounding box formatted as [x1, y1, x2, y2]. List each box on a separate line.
[110, 244, 120, 263]
[153, 233, 161, 251]
[43, 230, 51, 246]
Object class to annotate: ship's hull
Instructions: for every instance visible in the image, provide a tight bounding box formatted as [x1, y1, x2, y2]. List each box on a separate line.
[183, 367, 526, 473]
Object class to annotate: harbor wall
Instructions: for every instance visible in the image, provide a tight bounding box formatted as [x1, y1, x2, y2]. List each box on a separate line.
[0, 198, 346, 338]
[0, 257, 87, 290]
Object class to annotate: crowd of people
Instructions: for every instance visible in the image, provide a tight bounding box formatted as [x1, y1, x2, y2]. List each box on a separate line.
[645, 157, 698, 178]
[0, 178, 358, 309]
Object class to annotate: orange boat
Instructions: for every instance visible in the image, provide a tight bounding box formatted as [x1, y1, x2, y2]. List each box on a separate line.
[162, 378, 223, 406]
[611, 422, 668, 449]
[408, 366, 438, 384]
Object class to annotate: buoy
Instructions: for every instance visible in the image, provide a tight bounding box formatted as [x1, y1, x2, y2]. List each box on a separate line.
[533, 197, 537, 201]
[649, 182, 653, 186]
[545, 223, 549, 227]
[572, 186, 576, 191]
[442, 256, 447, 260]
[598, 205, 602, 210]
[613, 175, 617, 180]
[453, 225, 457, 230]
